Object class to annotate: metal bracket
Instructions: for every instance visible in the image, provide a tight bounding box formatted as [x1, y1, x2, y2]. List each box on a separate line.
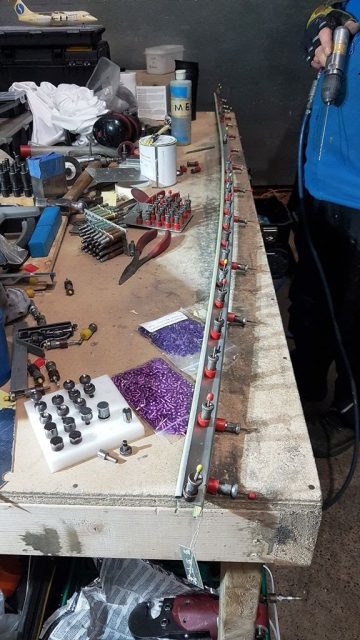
[175, 90, 238, 504]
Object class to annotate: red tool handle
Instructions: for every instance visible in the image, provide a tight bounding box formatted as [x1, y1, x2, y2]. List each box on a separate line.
[136, 229, 172, 261]
[136, 229, 158, 253]
[145, 229, 171, 259]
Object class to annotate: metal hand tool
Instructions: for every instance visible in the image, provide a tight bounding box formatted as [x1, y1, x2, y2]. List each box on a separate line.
[118, 229, 171, 285]
[319, 25, 350, 160]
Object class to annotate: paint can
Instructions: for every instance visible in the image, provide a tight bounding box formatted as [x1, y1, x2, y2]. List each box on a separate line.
[139, 135, 177, 187]
[0, 308, 11, 386]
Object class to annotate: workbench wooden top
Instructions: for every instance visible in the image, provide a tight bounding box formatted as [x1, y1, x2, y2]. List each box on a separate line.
[0, 112, 321, 564]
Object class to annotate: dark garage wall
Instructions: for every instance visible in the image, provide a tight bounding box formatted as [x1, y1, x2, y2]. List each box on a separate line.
[0, 0, 315, 184]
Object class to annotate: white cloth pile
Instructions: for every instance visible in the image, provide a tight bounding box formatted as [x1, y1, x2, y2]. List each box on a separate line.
[10, 81, 108, 146]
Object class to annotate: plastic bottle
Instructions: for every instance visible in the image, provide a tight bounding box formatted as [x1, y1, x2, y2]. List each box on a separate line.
[170, 69, 192, 145]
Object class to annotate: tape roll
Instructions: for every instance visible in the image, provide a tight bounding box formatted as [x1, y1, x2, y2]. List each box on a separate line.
[64, 157, 82, 185]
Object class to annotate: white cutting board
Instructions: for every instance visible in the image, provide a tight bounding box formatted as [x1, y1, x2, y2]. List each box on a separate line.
[24, 374, 144, 473]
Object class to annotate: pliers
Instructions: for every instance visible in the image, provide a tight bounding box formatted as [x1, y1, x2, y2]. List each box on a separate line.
[119, 229, 171, 285]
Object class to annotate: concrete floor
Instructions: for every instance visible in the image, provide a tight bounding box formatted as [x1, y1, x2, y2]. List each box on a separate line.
[273, 279, 360, 640]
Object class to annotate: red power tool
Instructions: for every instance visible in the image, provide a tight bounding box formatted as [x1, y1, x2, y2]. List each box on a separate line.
[128, 593, 219, 639]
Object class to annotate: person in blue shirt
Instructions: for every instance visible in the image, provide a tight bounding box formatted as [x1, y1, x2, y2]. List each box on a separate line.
[289, 1, 360, 457]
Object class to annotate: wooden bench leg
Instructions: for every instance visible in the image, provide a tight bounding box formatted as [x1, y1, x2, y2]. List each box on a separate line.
[218, 563, 261, 640]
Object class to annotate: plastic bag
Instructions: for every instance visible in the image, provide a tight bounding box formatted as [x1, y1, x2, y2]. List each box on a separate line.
[0, 591, 19, 640]
[138, 309, 239, 379]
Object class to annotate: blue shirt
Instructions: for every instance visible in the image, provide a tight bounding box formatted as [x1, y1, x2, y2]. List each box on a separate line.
[305, 0, 360, 208]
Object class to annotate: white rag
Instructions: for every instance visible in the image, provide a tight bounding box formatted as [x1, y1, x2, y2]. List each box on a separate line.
[10, 81, 108, 146]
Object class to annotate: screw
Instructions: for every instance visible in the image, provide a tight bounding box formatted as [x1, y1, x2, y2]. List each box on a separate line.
[122, 407, 132, 423]
[79, 374, 91, 386]
[52, 394, 64, 407]
[80, 406, 92, 425]
[63, 417, 76, 433]
[44, 422, 58, 439]
[69, 430, 82, 445]
[50, 436, 64, 452]
[119, 440, 132, 456]
[97, 449, 117, 463]
[83, 382, 95, 398]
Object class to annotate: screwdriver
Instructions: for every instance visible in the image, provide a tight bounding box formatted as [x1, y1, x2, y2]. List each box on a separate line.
[319, 25, 350, 160]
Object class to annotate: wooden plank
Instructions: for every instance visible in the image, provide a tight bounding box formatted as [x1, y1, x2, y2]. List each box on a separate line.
[219, 563, 261, 640]
[0, 113, 322, 563]
[0, 501, 319, 564]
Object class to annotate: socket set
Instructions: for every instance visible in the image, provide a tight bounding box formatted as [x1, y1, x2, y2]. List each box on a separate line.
[24, 374, 144, 472]
[122, 190, 193, 233]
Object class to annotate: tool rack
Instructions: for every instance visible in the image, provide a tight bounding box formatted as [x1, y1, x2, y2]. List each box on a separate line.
[0, 110, 321, 639]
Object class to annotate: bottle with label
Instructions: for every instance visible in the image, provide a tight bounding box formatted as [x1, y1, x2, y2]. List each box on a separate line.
[170, 69, 192, 145]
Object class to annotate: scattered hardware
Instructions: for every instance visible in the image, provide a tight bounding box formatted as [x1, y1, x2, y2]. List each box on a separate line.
[119, 439, 132, 456]
[122, 407, 132, 423]
[79, 205, 128, 262]
[64, 279, 74, 296]
[24, 375, 144, 472]
[0, 158, 33, 198]
[45, 360, 60, 386]
[97, 449, 117, 463]
[122, 189, 192, 234]
[97, 401, 110, 420]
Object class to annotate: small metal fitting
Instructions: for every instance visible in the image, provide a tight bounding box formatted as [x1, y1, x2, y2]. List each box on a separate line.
[50, 436, 64, 452]
[35, 401, 47, 414]
[30, 390, 43, 405]
[64, 379, 75, 392]
[97, 401, 110, 420]
[52, 394, 64, 407]
[80, 406, 92, 425]
[74, 397, 86, 411]
[122, 407, 132, 423]
[39, 412, 52, 425]
[63, 417, 76, 433]
[69, 388, 81, 402]
[57, 404, 69, 418]
[219, 482, 239, 498]
[69, 430, 82, 445]
[83, 382, 95, 398]
[97, 449, 117, 463]
[79, 374, 91, 386]
[119, 439, 132, 456]
[183, 464, 203, 501]
[44, 422, 58, 439]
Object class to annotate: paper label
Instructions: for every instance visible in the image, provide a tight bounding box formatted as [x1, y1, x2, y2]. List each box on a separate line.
[179, 545, 204, 589]
[140, 311, 187, 333]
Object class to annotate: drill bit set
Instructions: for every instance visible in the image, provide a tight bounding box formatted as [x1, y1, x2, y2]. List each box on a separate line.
[0, 156, 32, 198]
[79, 204, 128, 262]
[122, 190, 192, 233]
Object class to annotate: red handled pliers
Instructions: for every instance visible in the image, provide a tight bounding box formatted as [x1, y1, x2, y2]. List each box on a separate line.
[119, 229, 171, 285]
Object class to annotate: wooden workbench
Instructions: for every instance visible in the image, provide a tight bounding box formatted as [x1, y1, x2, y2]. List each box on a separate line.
[0, 112, 321, 638]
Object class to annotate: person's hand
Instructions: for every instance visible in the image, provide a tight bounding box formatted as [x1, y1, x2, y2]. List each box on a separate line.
[311, 20, 360, 70]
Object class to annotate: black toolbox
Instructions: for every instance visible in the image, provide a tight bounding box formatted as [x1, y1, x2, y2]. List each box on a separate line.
[0, 26, 110, 90]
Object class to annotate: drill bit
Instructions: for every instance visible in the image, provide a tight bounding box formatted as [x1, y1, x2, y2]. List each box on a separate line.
[318, 105, 329, 162]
